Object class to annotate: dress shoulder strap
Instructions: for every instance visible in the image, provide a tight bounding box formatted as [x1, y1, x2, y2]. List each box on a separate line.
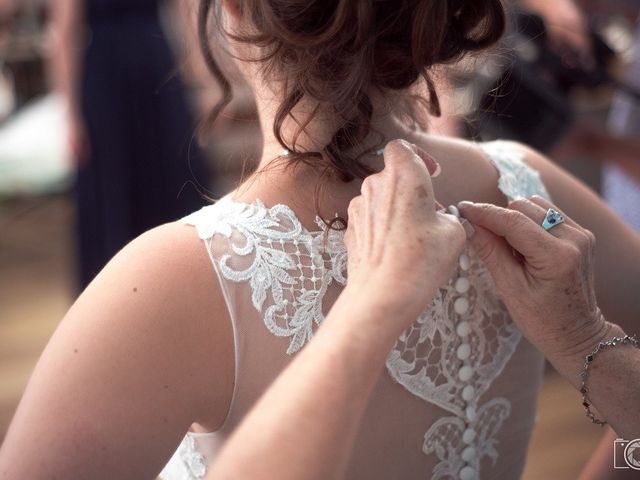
[478, 141, 551, 202]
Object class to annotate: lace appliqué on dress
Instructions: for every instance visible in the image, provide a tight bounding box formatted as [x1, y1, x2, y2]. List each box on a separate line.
[423, 398, 511, 480]
[159, 434, 207, 480]
[385, 253, 521, 416]
[183, 198, 347, 355]
[180, 436, 207, 479]
[479, 141, 551, 201]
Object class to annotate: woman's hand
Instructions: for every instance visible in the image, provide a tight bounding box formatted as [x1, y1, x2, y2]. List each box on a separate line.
[458, 196, 610, 366]
[344, 140, 466, 333]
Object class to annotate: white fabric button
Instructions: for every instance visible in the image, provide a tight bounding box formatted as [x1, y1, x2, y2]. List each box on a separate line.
[458, 365, 473, 382]
[462, 384, 475, 401]
[455, 277, 471, 293]
[466, 406, 477, 422]
[459, 254, 471, 271]
[454, 297, 470, 315]
[459, 465, 477, 480]
[456, 321, 471, 337]
[462, 446, 477, 462]
[463, 428, 476, 444]
[457, 343, 471, 361]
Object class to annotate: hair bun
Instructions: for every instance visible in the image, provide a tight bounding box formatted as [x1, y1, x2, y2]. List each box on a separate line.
[373, 0, 505, 92]
[200, 0, 506, 182]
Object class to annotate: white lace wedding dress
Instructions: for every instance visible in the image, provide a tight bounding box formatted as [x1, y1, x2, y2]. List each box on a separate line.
[159, 141, 550, 480]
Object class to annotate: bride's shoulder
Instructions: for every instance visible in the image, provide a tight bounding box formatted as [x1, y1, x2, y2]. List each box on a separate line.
[415, 135, 552, 204]
[84, 218, 231, 344]
[4, 219, 236, 462]
[419, 134, 534, 173]
[105, 220, 216, 291]
[78, 219, 234, 427]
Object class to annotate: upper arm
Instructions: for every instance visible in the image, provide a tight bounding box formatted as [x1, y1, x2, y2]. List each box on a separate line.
[513, 142, 640, 331]
[0, 223, 234, 479]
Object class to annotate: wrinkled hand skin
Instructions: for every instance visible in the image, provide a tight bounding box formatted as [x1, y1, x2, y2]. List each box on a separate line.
[459, 197, 608, 362]
[344, 139, 466, 336]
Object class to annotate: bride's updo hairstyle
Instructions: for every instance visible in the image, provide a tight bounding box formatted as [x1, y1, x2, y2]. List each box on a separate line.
[198, 0, 505, 182]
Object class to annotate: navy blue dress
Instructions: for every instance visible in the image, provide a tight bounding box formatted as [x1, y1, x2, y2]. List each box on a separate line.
[76, 0, 208, 289]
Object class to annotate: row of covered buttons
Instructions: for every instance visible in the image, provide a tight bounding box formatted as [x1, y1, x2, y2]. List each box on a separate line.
[448, 205, 478, 480]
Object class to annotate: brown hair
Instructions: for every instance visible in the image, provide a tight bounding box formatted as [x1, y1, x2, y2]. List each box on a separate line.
[198, 0, 505, 183]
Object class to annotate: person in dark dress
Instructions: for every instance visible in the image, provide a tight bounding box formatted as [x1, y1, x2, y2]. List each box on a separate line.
[51, 0, 209, 290]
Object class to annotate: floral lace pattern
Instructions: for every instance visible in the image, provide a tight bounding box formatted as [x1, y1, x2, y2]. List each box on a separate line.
[185, 198, 347, 355]
[479, 141, 550, 201]
[159, 434, 207, 480]
[423, 398, 512, 480]
[161, 141, 550, 480]
[385, 251, 521, 416]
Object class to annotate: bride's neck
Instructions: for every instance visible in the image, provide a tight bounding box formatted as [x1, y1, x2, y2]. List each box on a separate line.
[233, 84, 423, 222]
[254, 87, 417, 173]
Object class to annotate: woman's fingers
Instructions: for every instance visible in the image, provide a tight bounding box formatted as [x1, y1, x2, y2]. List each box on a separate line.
[381, 139, 438, 215]
[466, 223, 521, 279]
[528, 195, 580, 229]
[382, 139, 440, 177]
[344, 139, 466, 324]
[458, 198, 597, 289]
[457, 201, 561, 258]
[509, 198, 591, 250]
[508, 198, 574, 239]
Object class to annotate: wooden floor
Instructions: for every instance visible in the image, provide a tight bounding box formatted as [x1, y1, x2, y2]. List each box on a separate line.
[0, 194, 610, 478]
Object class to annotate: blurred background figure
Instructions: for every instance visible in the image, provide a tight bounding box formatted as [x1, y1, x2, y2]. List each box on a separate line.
[50, 0, 210, 290]
[603, 21, 640, 231]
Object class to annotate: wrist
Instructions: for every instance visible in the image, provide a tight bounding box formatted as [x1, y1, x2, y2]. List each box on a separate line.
[345, 276, 433, 322]
[546, 312, 622, 389]
[321, 283, 418, 354]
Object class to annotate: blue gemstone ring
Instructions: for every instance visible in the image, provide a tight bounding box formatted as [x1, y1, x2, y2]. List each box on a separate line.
[541, 208, 565, 231]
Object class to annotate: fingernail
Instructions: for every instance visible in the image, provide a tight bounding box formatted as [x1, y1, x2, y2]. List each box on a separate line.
[415, 147, 441, 177]
[460, 218, 476, 239]
[391, 139, 418, 155]
[458, 201, 475, 211]
[432, 161, 442, 178]
[385, 140, 441, 177]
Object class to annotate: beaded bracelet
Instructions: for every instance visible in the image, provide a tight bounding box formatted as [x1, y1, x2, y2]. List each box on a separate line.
[579, 334, 639, 426]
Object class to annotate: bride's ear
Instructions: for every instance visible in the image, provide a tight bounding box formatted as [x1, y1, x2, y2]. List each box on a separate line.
[221, 0, 242, 19]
